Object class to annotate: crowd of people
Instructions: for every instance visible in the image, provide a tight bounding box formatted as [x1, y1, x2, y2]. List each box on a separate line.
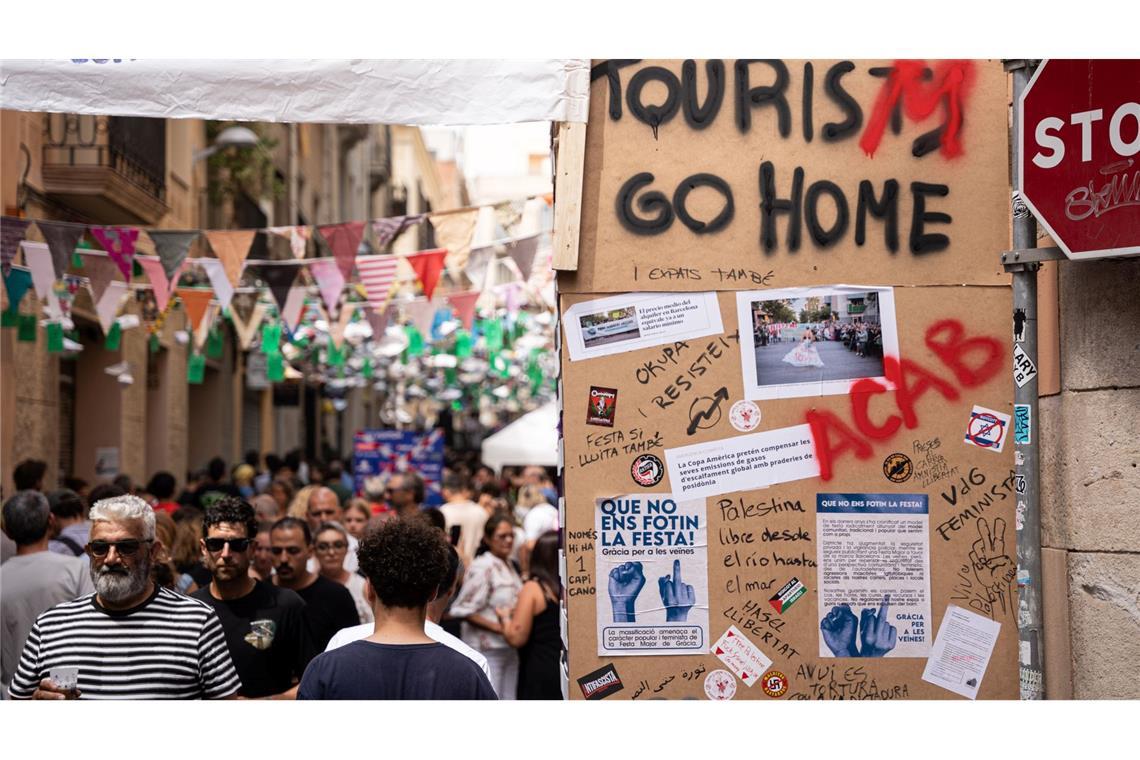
[0, 453, 563, 700]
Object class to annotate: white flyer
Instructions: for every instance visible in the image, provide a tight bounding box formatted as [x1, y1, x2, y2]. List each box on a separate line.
[921, 605, 1001, 699]
[664, 424, 819, 500]
[710, 625, 772, 687]
[564, 291, 724, 361]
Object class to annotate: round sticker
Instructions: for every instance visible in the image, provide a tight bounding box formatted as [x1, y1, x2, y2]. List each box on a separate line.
[729, 400, 762, 432]
[882, 452, 913, 483]
[704, 669, 737, 701]
[630, 453, 664, 487]
[761, 670, 788, 698]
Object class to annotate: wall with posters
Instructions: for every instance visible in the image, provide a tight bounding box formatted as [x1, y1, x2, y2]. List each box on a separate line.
[560, 59, 1018, 700]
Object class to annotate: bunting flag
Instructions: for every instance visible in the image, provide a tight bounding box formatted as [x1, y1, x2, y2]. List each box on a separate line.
[1, 218, 32, 276]
[252, 264, 301, 317]
[281, 285, 307, 332]
[22, 241, 57, 301]
[402, 298, 437, 339]
[356, 254, 400, 313]
[96, 281, 129, 334]
[406, 248, 447, 301]
[267, 225, 311, 259]
[204, 230, 256, 288]
[147, 230, 199, 280]
[192, 302, 219, 351]
[431, 210, 479, 272]
[493, 200, 526, 237]
[199, 258, 235, 309]
[136, 256, 187, 313]
[35, 220, 86, 279]
[445, 290, 480, 330]
[504, 282, 521, 319]
[507, 233, 542, 281]
[81, 254, 122, 304]
[230, 301, 267, 350]
[90, 226, 139, 281]
[371, 214, 425, 249]
[365, 304, 391, 338]
[330, 301, 357, 349]
[230, 291, 259, 327]
[317, 221, 365, 282]
[176, 288, 215, 333]
[464, 245, 495, 289]
[3, 267, 33, 314]
[308, 260, 346, 317]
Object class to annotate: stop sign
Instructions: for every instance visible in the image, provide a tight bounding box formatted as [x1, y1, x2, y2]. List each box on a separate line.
[1019, 59, 1140, 260]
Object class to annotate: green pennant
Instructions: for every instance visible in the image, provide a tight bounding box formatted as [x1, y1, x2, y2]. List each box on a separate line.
[327, 341, 346, 366]
[104, 322, 122, 351]
[444, 367, 458, 387]
[484, 319, 503, 352]
[17, 314, 37, 342]
[261, 323, 281, 354]
[362, 358, 373, 380]
[405, 325, 424, 357]
[266, 351, 284, 382]
[451, 399, 463, 412]
[71, 252, 85, 269]
[149, 334, 160, 354]
[454, 328, 472, 358]
[46, 322, 64, 352]
[187, 353, 206, 384]
[1, 310, 17, 328]
[206, 327, 224, 359]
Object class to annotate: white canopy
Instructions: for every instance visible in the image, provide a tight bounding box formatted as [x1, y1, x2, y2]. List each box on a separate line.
[481, 403, 559, 472]
[0, 59, 590, 125]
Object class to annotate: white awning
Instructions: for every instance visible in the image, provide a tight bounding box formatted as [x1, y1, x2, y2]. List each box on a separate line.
[481, 403, 559, 472]
[0, 59, 590, 125]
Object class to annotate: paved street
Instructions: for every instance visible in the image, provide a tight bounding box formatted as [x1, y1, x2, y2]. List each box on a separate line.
[754, 339, 885, 386]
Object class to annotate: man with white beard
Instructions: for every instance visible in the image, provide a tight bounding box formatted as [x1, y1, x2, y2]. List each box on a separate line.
[7, 494, 240, 700]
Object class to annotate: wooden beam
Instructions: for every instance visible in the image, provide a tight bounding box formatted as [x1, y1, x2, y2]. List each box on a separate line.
[551, 121, 587, 271]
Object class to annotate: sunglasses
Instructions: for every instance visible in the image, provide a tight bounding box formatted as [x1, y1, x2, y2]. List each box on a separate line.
[87, 539, 152, 557]
[204, 537, 253, 553]
[269, 546, 305, 556]
[315, 540, 347, 552]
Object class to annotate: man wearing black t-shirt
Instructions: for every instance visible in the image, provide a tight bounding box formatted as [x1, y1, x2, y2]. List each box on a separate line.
[192, 499, 311, 699]
[270, 517, 358, 652]
[298, 517, 497, 699]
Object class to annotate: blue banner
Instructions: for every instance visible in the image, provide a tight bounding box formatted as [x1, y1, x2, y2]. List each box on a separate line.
[817, 493, 928, 515]
[353, 429, 445, 506]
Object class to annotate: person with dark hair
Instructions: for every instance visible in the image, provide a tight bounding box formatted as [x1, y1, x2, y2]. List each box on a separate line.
[323, 460, 351, 505]
[191, 497, 311, 699]
[255, 454, 280, 495]
[47, 489, 90, 559]
[145, 472, 179, 514]
[1, 491, 94, 694]
[299, 519, 496, 699]
[87, 482, 126, 508]
[449, 512, 523, 699]
[188, 458, 242, 510]
[111, 474, 133, 495]
[497, 530, 563, 699]
[12, 460, 47, 492]
[471, 463, 496, 492]
[421, 507, 447, 534]
[250, 521, 276, 582]
[268, 479, 294, 517]
[270, 517, 357, 653]
[440, 473, 486, 567]
[62, 477, 89, 502]
[386, 472, 425, 519]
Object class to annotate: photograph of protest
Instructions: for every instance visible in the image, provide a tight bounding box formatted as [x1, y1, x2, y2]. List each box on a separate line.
[578, 305, 641, 348]
[735, 286, 900, 400]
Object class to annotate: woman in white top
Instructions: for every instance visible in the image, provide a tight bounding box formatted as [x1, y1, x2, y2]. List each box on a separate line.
[782, 329, 825, 368]
[449, 512, 523, 699]
[313, 521, 373, 625]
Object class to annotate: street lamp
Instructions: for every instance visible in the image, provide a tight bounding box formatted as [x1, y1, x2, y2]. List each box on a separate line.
[193, 125, 260, 162]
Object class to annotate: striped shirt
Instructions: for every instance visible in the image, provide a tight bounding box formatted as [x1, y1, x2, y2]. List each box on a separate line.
[8, 586, 241, 700]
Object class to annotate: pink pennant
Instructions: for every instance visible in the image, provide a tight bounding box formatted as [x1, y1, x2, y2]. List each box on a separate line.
[137, 256, 187, 313]
[307, 260, 346, 317]
[317, 222, 365, 282]
[355, 254, 400, 313]
[445, 290, 480, 330]
[403, 298, 436, 338]
[90, 226, 139, 281]
[405, 248, 447, 301]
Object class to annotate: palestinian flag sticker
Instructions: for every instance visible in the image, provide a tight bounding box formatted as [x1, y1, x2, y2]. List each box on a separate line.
[769, 577, 806, 614]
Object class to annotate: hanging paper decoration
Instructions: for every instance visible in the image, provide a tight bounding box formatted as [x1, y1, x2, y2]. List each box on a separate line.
[96, 281, 130, 335]
[136, 256, 187, 313]
[90, 226, 139, 281]
[147, 230, 198, 281]
[280, 286, 307, 332]
[402, 298, 436, 339]
[504, 281, 522, 319]
[454, 329, 472, 359]
[80, 253, 121, 304]
[446, 290, 480, 330]
[317, 221, 365, 282]
[308, 260, 346, 316]
[192, 302, 219, 351]
[371, 214, 425, 249]
[230, 301, 267, 351]
[429, 210, 479, 273]
[493, 200, 526, 238]
[406, 248, 447, 300]
[46, 322, 65, 353]
[266, 351, 285, 382]
[404, 324, 425, 358]
[251, 264, 301, 316]
[267, 225, 311, 259]
[327, 340, 347, 366]
[365, 304, 391, 340]
[176, 288, 214, 333]
[22, 241, 57, 301]
[355, 254, 400, 313]
[17, 313, 37, 341]
[35, 220, 86, 279]
[464, 245, 495, 290]
[1, 218, 32, 276]
[187, 352, 206, 384]
[104, 322, 122, 350]
[507, 233, 542, 281]
[484, 318, 504, 352]
[3, 267, 33, 317]
[204, 229, 255, 288]
[330, 302, 357, 349]
[198, 258, 235, 309]
[206, 325, 224, 359]
[261, 322, 282, 355]
[361, 357, 374, 380]
[230, 291, 259, 327]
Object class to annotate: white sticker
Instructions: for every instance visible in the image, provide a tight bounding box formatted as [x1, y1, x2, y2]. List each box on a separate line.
[729, 400, 762, 432]
[921, 605, 1001, 700]
[563, 291, 724, 362]
[664, 424, 819, 500]
[1013, 344, 1038, 388]
[1020, 640, 1032, 666]
[963, 405, 1012, 453]
[704, 669, 738, 700]
[710, 625, 772, 687]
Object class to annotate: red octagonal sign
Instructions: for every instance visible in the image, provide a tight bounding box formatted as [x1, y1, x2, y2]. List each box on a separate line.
[1019, 59, 1140, 260]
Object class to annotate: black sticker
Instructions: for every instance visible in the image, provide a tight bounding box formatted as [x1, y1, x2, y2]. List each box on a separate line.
[587, 386, 618, 427]
[577, 663, 624, 700]
[630, 453, 664, 487]
[882, 453, 913, 483]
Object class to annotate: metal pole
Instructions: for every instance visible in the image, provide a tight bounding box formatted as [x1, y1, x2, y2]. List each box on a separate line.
[1004, 59, 1045, 700]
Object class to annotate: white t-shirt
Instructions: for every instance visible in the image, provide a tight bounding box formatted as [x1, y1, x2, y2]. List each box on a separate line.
[522, 503, 558, 542]
[440, 500, 488, 564]
[1, 551, 94, 692]
[325, 620, 494, 691]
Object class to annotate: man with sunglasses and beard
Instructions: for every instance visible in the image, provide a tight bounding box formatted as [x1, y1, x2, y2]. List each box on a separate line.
[191, 498, 312, 699]
[8, 495, 240, 700]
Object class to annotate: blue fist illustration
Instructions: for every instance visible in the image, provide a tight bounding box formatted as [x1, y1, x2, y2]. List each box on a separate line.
[608, 561, 645, 623]
[820, 604, 860, 657]
[820, 595, 898, 657]
[659, 560, 695, 622]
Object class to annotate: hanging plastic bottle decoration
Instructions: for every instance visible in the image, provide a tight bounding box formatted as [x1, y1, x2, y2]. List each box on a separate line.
[454, 328, 472, 359]
[484, 318, 504, 352]
[104, 322, 123, 351]
[187, 352, 206, 384]
[405, 324, 425, 357]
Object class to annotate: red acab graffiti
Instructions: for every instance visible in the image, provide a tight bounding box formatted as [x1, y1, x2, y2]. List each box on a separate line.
[807, 319, 1004, 481]
[860, 60, 977, 159]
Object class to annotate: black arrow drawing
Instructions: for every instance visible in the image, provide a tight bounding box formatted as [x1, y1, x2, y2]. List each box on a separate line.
[687, 386, 730, 435]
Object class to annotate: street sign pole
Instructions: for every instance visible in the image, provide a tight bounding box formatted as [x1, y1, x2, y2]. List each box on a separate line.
[1005, 59, 1046, 700]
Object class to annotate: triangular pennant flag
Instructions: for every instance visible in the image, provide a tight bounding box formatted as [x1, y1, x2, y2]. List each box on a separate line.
[252, 264, 301, 316]
[317, 222, 365, 282]
[267, 226, 310, 259]
[81, 254, 122, 304]
[355, 254, 400, 313]
[199, 258, 236, 310]
[280, 285, 307, 332]
[176, 288, 215, 333]
[308, 260, 346, 317]
[96, 281, 129, 334]
[136, 256, 188, 313]
[406, 248, 447, 301]
[192, 303, 219, 351]
[365, 304, 391, 338]
[445, 290, 480, 331]
[204, 230, 256, 288]
[371, 214, 425, 249]
[90, 226, 139, 281]
[230, 291, 259, 327]
[507, 234, 542, 281]
[403, 298, 436, 339]
[22, 241, 57, 301]
[330, 302, 357, 349]
[430, 210, 479, 273]
[464, 245, 495, 289]
[2, 218, 32, 276]
[493, 200, 526, 237]
[147, 230, 198, 280]
[35, 221, 86, 279]
[230, 301, 267, 351]
[3, 268, 33, 315]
